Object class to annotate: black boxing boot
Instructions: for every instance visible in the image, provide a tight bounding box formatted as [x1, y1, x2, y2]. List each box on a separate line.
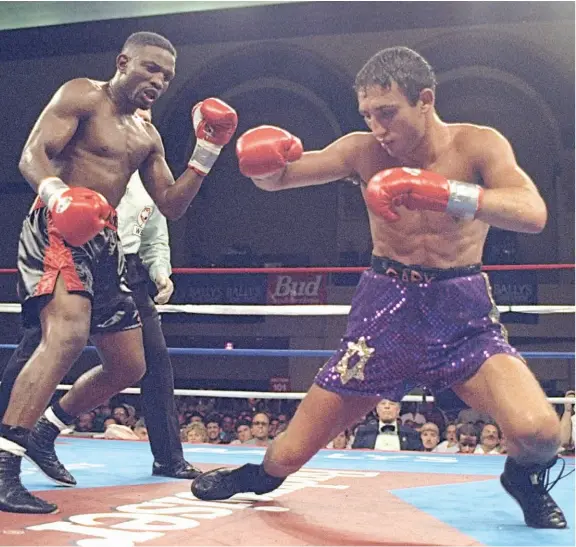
[26, 415, 76, 487]
[191, 463, 285, 501]
[152, 459, 202, 480]
[0, 437, 58, 514]
[500, 455, 571, 528]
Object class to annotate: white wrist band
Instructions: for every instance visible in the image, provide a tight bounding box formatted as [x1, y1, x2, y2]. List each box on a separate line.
[446, 180, 482, 219]
[38, 177, 69, 210]
[188, 140, 222, 176]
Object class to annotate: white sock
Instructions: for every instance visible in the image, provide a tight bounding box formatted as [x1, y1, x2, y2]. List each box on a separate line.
[44, 407, 68, 432]
[0, 436, 26, 456]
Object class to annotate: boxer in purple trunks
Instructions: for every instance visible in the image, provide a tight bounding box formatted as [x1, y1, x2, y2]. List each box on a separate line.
[315, 256, 520, 400]
[192, 47, 567, 529]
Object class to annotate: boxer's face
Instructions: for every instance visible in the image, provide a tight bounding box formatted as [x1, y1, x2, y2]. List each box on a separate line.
[117, 45, 175, 109]
[358, 81, 431, 159]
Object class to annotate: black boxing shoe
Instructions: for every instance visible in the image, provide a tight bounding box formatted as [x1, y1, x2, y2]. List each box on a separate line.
[191, 463, 285, 501]
[0, 449, 58, 514]
[25, 417, 76, 487]
[152, 460, 202, 480]
[500, 455, 572, 528]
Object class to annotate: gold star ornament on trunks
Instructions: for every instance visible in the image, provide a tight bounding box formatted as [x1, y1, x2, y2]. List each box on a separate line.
[335, 336, 375, 384]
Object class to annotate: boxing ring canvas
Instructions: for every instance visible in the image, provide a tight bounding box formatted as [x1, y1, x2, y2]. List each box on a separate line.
[0, 438, 573, 546]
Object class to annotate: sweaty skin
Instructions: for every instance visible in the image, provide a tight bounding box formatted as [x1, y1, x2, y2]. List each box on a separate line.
[254, 82, 546, 269]
[19, 45, 203, 220]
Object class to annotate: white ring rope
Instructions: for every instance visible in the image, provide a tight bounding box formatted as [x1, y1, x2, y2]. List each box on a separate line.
[49, 384, 574, 405]
[1, 301, 573, 405]
[0, 303, 574, 315]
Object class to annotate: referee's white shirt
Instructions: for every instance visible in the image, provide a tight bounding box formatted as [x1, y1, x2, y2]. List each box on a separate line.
[116, 172, 171, 282]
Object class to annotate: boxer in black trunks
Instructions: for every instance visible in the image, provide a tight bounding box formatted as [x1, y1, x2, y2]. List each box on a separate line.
[0, 31, 237, 514]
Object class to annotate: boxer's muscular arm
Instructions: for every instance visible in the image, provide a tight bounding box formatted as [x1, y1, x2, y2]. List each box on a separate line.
[19, 78, 97, 191]
[253, 132, 365, 191]
[139, 128, 204, 220]
[471, 127, 547, 233]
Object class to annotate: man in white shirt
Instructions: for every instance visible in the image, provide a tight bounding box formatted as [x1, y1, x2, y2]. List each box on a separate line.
[474, 423, 502, 455]
[0, 109, 201, 481]
[352, 399, 422, 451]
[433, 423, 459, 453]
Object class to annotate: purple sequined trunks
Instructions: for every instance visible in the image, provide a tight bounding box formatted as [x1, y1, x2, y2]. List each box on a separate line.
[314, 256, 521, 400]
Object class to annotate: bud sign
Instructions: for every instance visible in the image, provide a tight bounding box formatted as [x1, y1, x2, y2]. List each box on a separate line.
[267, 274, 327, 304]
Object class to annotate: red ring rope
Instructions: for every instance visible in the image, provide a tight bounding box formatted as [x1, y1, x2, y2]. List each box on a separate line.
[0, 264, 575, 274]
[0, 264, 573, 275]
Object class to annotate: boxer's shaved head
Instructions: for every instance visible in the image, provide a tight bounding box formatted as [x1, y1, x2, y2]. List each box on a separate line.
[122, 32, 176, 58]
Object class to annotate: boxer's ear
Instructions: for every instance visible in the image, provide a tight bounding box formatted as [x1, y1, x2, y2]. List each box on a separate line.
[418, 88, 434, 113]
[117, 53, 130, 73]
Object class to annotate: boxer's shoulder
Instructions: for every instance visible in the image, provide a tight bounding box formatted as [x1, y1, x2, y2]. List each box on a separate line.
[449, 123, 504, 153]
[52, 78, 108, 114]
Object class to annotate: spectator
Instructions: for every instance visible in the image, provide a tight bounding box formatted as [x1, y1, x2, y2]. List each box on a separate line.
[269, 418, 279, 439]
[352, 399, 422, 451]
[220, 414, 236, 443]
[243, 412, 272, 446]
[187, 411, 205, 425]
[133, 418, 148, 441]
[196, 398, 215, 416]
[230, 420, 253, 445]
[420, 422, 440, 452]
[205, 416, 223, 445]
[475, 423, 502, 454]
[400, 403, 426, 429]
[456, 424, 479, 454]
[434, 423, 459, 453]
[103, 423, 140, 441]
[182, 423, 208, 444]
[326, 430, 351, 449]
[75, 412, 94, 433]
[103, 417, 119, 430]
[276, 413, 289, 436]
[499, 434, 509, 454]
[457, 408, 491, 427]
[92, 403, 113, 432]
[112, 405, 131, 426]
[245, 398, 265, 414]
[124, 404, 138, 428]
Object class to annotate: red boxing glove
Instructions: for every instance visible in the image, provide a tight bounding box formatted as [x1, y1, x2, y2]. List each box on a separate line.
[188, 98, 238, 176]
[51, 187, 116, 246]
[365, 167, 483, 222]
[236, 125, 303, 178]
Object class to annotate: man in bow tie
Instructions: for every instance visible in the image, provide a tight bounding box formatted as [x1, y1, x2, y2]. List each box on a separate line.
[352, 399, 422, 451]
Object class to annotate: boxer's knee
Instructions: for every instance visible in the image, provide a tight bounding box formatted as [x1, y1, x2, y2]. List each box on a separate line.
[264, 432, 312, 476]
[41, 319, 89, 364]
[506, 409, 560, 462]
[109, 356, 146, 389]
[40, 293, 91, 361]
[125, 358, 147, 385]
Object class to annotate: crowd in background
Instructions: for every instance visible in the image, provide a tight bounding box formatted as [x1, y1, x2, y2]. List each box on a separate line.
[66, 390, 575, 457]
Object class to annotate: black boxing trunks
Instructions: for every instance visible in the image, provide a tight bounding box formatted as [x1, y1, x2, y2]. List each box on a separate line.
[17, 204, 140, 334]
